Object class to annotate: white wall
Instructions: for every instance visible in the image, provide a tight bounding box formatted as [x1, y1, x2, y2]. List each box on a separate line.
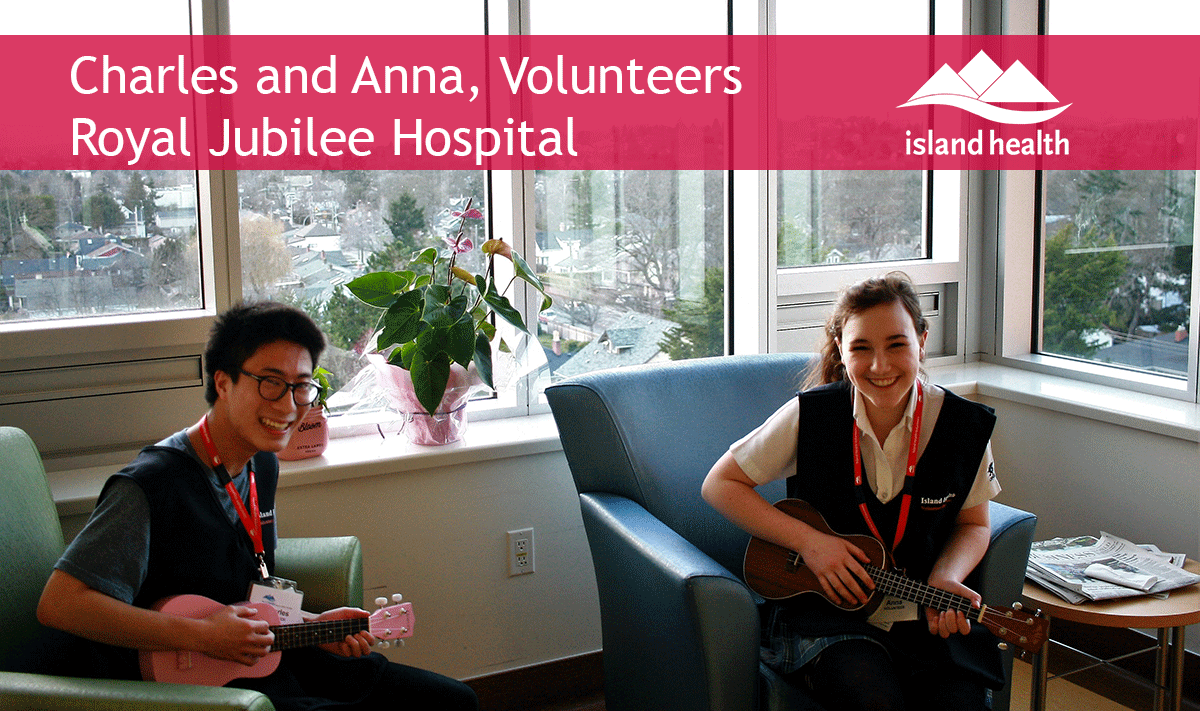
[273, 449, 600, 681]
[978, 392, 1200, 651]
[982, 395, 1200, 561]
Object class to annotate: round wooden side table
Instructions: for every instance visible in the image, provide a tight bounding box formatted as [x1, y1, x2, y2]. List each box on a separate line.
[1021, 559, 1200, 711]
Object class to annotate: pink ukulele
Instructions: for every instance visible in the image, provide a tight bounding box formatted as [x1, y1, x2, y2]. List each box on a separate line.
[141, 594, 414, 686]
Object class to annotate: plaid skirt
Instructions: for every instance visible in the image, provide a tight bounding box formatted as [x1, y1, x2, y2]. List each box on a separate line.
[759, 602, 888, 674]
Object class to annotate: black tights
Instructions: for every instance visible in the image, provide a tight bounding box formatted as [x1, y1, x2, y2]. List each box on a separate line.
[799, 640, 989, 711]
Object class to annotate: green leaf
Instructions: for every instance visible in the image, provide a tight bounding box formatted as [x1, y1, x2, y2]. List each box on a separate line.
[475, 317, 496, 342]
[410, 247, 438, 266]
[376, 291, 426, 350]
[410, 351, 451, 416]
[511, 250, 546, 293]
[346, 271, 409, 307]
[446, 316, 477, 368]
[397, 340, 418, 369]
[424, 293, 469, 328]
[483, 290, 528, 332]
[473, 332, 494, 389]
[475, 274, 528, 332]
[388, 344, 408, 367]
[425, 283, 451, 306]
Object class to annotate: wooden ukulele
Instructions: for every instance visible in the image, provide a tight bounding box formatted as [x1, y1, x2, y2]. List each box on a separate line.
[743, 499, 1048, 656]
[141, 593, 415, 686]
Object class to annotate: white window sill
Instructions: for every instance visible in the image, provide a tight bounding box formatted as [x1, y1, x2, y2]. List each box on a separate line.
[277, 412, 562, 488]
[929, 362, 1200, 443]
[48, 413, 562, 517]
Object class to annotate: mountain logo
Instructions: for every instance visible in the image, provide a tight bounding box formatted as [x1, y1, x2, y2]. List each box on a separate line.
[898, 50, 1071, 125]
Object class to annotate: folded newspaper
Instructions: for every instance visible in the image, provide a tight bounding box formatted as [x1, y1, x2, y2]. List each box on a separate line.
[1026, 533, 1200, 604]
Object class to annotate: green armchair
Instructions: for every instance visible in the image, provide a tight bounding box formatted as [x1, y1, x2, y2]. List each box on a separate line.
[0, 425, 364, 711]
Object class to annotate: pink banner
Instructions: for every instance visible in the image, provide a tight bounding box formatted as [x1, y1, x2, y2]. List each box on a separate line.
[3, 35, 1197, 170]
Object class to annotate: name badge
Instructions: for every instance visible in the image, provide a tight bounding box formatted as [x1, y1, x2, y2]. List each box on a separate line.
[867, 596, 918, 631]
[248, 577, 305, 625]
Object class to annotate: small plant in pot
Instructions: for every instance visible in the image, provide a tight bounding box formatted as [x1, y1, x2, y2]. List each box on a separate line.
[278, 366, 333, 460]
[345, 197, 551, 444]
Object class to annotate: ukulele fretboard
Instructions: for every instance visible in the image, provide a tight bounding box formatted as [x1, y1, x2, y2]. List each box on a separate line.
[269, 618, 369, 651]
[865, 565, 976, 615]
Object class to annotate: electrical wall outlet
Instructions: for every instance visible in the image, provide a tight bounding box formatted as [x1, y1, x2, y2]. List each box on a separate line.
[507, 528, 534, 576]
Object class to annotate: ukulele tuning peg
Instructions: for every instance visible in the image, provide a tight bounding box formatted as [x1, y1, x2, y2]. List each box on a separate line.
[1013, 602, 1023, 610]
[378, 641, 391, 649]
[997, 642, 1009, 651]
[375, 597, 389, 608]
[392, 593, 404, 603]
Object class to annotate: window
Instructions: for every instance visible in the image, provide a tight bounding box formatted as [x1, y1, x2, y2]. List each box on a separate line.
[530, 0, 729, 384]
[775, 4, 928, 270]
[226, 1, 505, 413]
[1039, 170, 1194, 378]
[778, 171, 925, 268]
[0, 1, 212, 459]
[0, 170, 201, 323]
[997, 0, 1200, 397]
[534, 170, 726, 382]
[771, 0, 968, 362]
[4, 3, 201, 325]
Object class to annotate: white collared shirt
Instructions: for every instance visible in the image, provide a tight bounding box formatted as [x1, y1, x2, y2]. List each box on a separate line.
[730, 381, 1000, 510]
[851, 382, 922, 504]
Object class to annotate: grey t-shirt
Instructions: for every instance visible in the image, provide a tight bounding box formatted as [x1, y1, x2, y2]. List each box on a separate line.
[55, 431, 272, 604]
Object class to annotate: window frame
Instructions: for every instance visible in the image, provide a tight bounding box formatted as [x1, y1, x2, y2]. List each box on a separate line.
[981, 0, 1200, 402]
[761, 0, 974, 369]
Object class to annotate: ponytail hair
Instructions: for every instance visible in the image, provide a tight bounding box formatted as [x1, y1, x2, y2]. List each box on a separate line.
[802, 271, 927, 390]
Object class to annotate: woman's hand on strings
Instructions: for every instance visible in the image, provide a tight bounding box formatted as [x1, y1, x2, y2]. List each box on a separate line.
[924, 576, 979, 637]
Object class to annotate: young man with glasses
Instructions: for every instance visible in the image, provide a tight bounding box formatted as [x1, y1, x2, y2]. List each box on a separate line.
[35, 301, 478, 711]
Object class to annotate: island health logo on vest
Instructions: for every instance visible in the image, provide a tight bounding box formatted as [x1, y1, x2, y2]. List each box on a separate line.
[900, 50, 1071, 157]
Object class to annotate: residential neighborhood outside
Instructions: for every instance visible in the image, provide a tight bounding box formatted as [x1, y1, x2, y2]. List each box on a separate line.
[1, 168, 1192, 389]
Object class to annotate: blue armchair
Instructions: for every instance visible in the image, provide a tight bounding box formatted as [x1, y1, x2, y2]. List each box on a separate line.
[0, 425, 364, 710]
[546, 354, 1037, 711]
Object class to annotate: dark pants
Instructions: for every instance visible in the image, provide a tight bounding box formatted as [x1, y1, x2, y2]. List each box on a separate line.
[232, 648, 479, 711]
[797, 638, 990, 711]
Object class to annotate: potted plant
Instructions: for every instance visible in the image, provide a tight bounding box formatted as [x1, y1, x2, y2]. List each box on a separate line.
[345, 197, 551, 444]
[278, 366, 333, 460]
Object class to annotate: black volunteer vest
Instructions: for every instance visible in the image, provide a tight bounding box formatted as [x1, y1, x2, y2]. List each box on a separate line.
[776, 380, 1004, 688]
[110, 444, 279, 610]
[790, 380, 994, 582]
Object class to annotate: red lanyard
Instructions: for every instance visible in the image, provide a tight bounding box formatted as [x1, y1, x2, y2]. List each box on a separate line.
[196, 415, 269, 580]
[851, 381, 923, 552]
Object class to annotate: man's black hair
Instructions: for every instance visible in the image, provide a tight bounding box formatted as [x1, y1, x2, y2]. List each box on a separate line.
[204, 301, 326, 405]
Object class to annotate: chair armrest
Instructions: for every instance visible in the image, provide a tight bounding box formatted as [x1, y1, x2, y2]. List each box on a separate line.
[972, 502, 1037, 607]
[966, 501, 1037, 711]
[274, 536, 363, 612]
[579, 493, 760, 711]
[0, 671, 274, 711]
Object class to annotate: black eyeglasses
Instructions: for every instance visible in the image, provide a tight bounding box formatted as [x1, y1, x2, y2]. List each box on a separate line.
[240, 370, 323, 406]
